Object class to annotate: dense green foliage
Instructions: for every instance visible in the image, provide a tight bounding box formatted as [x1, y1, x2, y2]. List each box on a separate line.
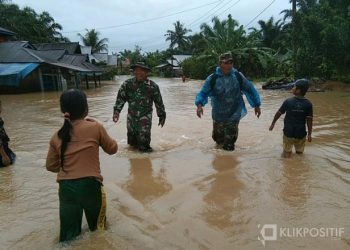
[291, 0, 350, 79]
[1, 0, 349, 81]
[166, 1, 350, 81]
[0, 0, 68, 43]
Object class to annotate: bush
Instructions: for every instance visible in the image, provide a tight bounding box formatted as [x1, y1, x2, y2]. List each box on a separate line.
[100, 67, 130, 80]
[182, 56, 216, 80]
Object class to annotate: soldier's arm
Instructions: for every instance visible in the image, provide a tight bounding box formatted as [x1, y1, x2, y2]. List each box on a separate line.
[153, 83, 166, 117]
[195, 75, 212, 107]
[113, 82, 128, 114]
[240, 73, 261, 108]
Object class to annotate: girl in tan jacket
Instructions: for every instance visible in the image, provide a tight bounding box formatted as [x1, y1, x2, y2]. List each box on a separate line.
[46, 89, 117, 242]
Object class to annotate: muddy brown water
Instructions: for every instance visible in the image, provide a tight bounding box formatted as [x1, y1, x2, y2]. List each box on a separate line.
[0, 76, 349, 250]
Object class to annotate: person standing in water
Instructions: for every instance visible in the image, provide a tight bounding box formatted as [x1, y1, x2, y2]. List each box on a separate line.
[269, 79, 313, 158]
[46, 89, 118, 242]
[0, 100, 16, 167]
[113, 62, 166, 152]
[195, 52, 261, 151]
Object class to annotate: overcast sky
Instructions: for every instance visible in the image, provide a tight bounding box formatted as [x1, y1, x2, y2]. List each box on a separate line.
[11, 0, 291, 54]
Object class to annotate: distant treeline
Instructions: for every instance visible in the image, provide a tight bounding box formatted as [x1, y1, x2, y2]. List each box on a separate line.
[1, 0, 349, 81]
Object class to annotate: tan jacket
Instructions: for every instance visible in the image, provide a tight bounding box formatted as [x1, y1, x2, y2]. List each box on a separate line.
[46, 119, 117, 182]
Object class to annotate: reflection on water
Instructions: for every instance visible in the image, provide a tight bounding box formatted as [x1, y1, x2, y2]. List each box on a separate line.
[0, 167, 15, 202]
[0, 77, 349, 249]
[280, 157, 310, 208]
[201, 154, 244, 230]
[123, 157, 172, 204]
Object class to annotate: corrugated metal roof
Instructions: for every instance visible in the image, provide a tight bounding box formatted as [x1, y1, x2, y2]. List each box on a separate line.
[32, 50, 66, 61]
[172, 55, 191, 64]
[59, 54, 87, 65]
[0, 27, 16, 36]
[34, 42, 81, 54]
[93, 53, 108, 63]
[60, 54, 102, 72]
[0, 63, 39, 76]
[0, 63, 39, 86]
[0, 41, 102, 72]
[48, 62, 90, 72]
[0, 42, 42, 63]
[155, 63, 170, 68]
[167, 59, 179, 67]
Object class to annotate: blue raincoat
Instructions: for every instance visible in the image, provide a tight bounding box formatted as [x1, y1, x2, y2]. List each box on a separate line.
[195, 67, 261, 123]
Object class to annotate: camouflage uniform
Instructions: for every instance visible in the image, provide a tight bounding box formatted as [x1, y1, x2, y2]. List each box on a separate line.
[212, 121, 239, 150]
[114, 77, 166, 150]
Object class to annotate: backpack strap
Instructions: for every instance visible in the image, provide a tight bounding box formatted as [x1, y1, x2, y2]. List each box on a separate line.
[209, 71, 243, 91]
[234, 71, 243, 91]
[209, 73, 218, 90]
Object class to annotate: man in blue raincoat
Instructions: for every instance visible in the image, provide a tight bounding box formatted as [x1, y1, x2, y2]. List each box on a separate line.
[195, 52, 261, 151]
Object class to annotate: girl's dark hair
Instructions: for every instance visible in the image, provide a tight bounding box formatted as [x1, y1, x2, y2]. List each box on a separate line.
[57, 89, 88, 169]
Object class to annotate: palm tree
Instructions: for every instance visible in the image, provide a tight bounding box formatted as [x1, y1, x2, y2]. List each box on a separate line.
[249, 17, 283, 51]
[78, 29, 108, 53]
[281, 0, 319, 22]
[200, 14, 246, 56]
[199, 15, 274, 76]
[0, 2, 66, 43]
[165, 21, 191, 52]
[38, 11, 65, 42]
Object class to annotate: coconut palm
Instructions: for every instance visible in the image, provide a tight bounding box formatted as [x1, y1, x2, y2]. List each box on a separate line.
[199, 15, 275, 76]
[78, 29, 108, 53]
[165, 21, 191, 52]
[281, 0, 319, 22]
[249, 17, 284, 51]
[200, 14, 246, 56]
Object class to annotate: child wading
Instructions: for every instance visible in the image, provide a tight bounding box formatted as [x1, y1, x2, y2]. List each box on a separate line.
[269, 79, 313, 158]
[46, 89, 118, 242]
[0, 100, 16, 167]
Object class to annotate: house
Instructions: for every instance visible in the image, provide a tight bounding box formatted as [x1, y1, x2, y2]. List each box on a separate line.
[155, 54, 191, 77]
[34, 42, 82, 54]
[0, 39, 103, 94]
[0, 27, 16, 43]
[80, 46, 118, 67]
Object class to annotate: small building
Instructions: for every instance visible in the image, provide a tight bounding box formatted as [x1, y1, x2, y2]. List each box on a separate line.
[34, 42, 82, 54]
[0, 41, 102, 94]
[0, 27, 16, 43]
[155, 54, 191, 77]
[80, 46, 118, 67]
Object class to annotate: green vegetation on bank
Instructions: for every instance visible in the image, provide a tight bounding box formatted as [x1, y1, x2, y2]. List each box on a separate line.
[1, 0, 349, 82]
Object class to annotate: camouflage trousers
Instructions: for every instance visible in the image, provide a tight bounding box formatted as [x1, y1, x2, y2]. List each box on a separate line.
[127, 113, 152, 149]
[212, 121, 239, 148]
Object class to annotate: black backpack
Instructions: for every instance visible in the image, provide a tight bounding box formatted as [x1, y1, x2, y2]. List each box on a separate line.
[209, 71, 243, 92]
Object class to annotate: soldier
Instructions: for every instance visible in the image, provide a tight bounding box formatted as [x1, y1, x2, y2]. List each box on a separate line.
[195, 52, 261, 151]
[113, 62, 166, 152]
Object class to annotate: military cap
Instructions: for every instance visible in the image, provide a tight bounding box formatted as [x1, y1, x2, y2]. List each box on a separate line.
[130, 62, 151, 71]
[219, 52, 233, 63]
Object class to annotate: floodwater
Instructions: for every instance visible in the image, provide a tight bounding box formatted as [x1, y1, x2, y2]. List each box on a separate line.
[0, 76, 349, 250]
